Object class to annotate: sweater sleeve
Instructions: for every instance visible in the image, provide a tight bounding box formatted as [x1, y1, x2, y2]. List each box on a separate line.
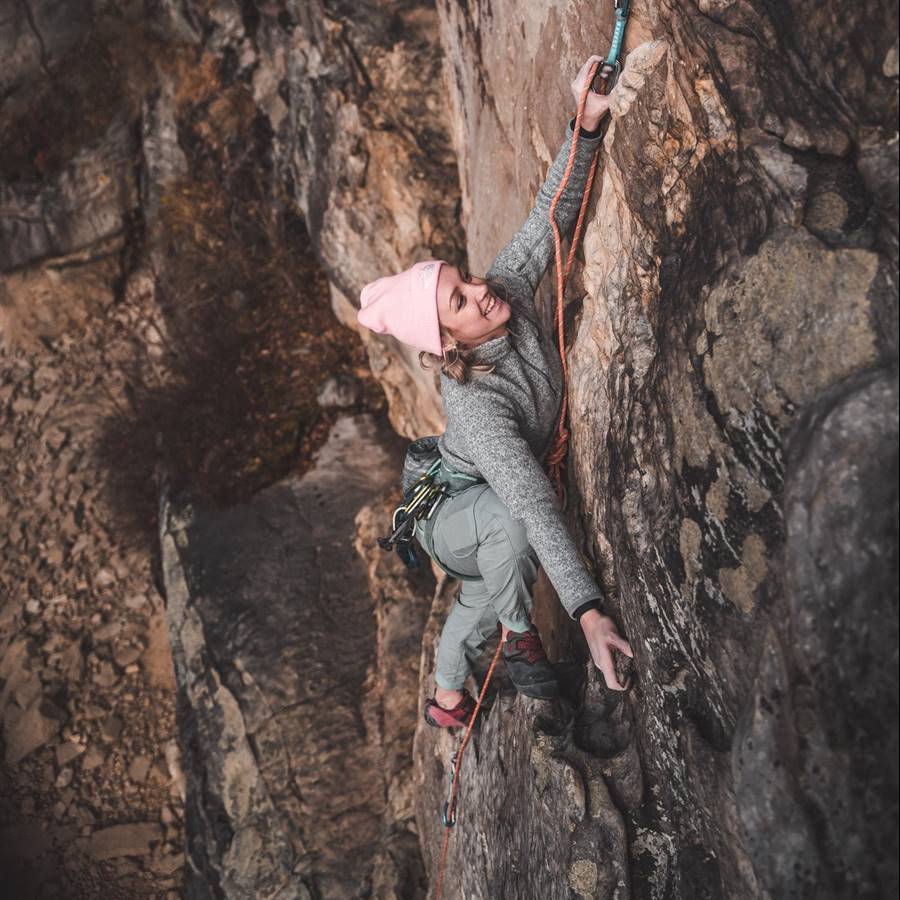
[451, 390, 605, 619]
[487, 117, 604, 299]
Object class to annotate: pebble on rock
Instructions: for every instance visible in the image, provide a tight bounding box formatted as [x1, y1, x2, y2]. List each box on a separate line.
[99, 714, 123, 742]
[128, 755, 152, 784]
[75, 822, 163, 860]
[81, 745, 107, 771]
[56, 740, 85, 766]
[4, 698, 64, 766]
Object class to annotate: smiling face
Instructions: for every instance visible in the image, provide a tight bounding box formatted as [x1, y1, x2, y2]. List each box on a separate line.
[436, 265, 511, 348]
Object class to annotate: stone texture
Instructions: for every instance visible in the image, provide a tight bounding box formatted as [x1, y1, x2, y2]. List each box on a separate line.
[4, 697, 65, 766]
[0, 116, 138, 273]
[76, 821, 162, 860]
[405, 2, 898, 899]
[354, 493, 434, 899]
[317, 373, 362, 409]
[734, 370, 898, 898]
[2, 1, 896, 898]
[0, 9, 185, 895]
[159, 412, 425, 899]
[257, 0, 465, 439]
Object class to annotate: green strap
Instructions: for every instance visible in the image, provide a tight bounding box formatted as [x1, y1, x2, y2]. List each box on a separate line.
[439, 459, 482, 483]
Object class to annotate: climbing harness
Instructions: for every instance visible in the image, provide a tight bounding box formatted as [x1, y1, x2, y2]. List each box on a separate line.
[378, 436, 484, 569]
[432, 6, 630, 896]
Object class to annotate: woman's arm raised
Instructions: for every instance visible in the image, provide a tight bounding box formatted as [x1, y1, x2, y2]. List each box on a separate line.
[487, 56, 611, 299]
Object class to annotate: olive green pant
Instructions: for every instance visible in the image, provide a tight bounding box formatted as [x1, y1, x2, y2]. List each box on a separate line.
[416, 483, 538, 690]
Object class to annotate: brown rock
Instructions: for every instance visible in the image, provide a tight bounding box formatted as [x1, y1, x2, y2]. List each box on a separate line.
[41, 543, 65, 567]
[149, 851, 185, 875]
[57, 637, 85, 683]
[94, 568, 116, 588]
[99, 714, 123, 742]
[93, 661, 119, 688]
[113, 642, 143, 667]
[127, 754, 152, 784]
[4, 697, 64, 765]
[142, 607, 176, 690]
[83, 702, 108, 720]
[125, 593, 149, 610]
[94, 620, 122, 643]
[12, 670, 43, 709]
[80, 745, 106, 771]
[56, 741, 85, 766]
[0, 595, 24, 627]
[76, 822, 162, 860]
[147, 762, 170, 787]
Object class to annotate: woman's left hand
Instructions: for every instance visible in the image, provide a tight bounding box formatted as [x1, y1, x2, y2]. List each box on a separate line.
[570, 54, 612, 131]
[579, 608, 633, 691]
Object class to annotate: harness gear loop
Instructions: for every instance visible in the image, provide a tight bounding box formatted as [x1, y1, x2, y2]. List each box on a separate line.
[377, 459, 446, 567]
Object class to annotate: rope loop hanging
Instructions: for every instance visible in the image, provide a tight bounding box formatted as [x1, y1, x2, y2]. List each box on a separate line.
[545, 56, 614, 506]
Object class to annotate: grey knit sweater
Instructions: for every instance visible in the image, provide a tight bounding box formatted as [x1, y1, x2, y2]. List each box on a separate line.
[437, 118, 606, 620]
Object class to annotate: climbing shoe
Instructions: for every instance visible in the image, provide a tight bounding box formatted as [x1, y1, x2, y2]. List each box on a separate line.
[423, 692, 478, 729]
[502, 626, 559, 700]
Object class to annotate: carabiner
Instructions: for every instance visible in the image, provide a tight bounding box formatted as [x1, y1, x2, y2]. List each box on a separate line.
[441, 799, 457, 828]
[590, 57, 622, 94]
[440, 750, 460, 828]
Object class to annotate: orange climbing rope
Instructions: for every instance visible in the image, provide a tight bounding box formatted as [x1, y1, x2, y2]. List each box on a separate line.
[433, 638, 504, 900]
[545, 57, 610, 506]
[432, 59, 612, 900]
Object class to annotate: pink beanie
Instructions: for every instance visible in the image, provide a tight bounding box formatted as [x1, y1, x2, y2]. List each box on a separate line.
[357, 260, 446, 357]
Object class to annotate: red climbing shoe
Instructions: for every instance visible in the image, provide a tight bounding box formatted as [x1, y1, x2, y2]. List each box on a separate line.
[423, 691, 478, 729]
[502, 626, 559, 700]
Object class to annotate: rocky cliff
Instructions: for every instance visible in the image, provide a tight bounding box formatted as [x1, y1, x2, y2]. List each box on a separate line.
[409, 3, 899, 899]
[2, 1, 897, 899]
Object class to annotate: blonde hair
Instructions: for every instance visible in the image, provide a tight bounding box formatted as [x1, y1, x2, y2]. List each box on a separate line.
[418, 325, 497, 384]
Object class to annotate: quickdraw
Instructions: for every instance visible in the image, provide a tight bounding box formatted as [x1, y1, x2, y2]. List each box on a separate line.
[441, 751, 460, 828]
[584, 0, 629, 96]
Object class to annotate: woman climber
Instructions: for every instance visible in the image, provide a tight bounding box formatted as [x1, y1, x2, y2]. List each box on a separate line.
[357, 56, 633, 728]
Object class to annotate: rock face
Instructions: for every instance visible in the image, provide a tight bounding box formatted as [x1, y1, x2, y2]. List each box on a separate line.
[159, 413, 429, 899]
[406, 3, 898, 900]
[1, 1, 447, 896]
[4, 2, 897, 900]
[261, 0, 466, 438]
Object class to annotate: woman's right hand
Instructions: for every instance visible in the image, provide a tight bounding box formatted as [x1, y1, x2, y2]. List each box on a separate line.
[570, 55, 613, 131]
[579, 608, 633, 690]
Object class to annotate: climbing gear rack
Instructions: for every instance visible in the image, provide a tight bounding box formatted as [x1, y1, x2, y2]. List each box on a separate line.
[377, 458, 447, 568]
